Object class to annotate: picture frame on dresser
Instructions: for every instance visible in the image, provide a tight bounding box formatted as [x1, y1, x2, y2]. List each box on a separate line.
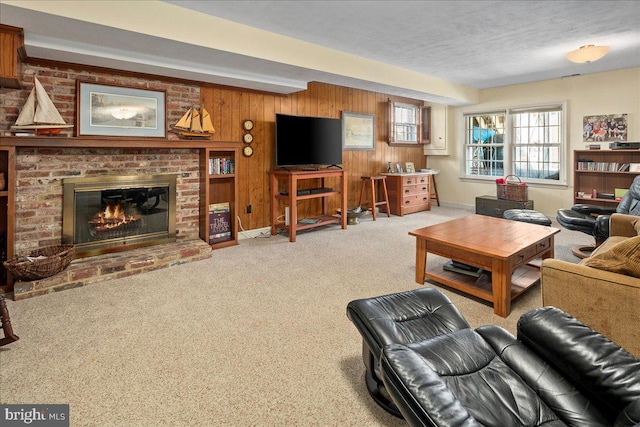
[405, 162, 415, 173]
[76, 81, 166, 138]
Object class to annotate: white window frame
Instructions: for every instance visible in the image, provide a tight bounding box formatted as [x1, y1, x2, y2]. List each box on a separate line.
[461, 101, 567, 187]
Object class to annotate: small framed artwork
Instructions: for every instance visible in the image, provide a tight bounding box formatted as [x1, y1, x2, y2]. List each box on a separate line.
[342, 111, 375, 150]
[405, 162, 416, 173]
[76, 81, 166, 138]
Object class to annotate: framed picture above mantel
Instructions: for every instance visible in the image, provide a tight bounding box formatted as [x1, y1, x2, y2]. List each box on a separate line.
[76, 81, 166, 138]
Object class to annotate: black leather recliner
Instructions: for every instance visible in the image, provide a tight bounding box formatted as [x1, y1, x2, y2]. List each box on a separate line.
[346, 287, 470, 417]
[557, 175, 640, 258]
[379, 306, 640, 427]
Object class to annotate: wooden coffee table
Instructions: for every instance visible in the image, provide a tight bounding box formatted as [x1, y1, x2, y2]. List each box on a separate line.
[409, 215, 560, 317]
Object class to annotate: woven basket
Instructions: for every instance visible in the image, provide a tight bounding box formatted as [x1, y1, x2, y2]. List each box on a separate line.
[496, 175, 528, 201]
[3, 244, 75, 281]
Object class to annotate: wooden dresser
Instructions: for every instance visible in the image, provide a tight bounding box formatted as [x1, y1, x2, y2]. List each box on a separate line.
[382, 172, 432, 216]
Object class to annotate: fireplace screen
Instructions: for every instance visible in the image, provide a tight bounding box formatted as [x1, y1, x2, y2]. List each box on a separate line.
[63, 175, 176, 257]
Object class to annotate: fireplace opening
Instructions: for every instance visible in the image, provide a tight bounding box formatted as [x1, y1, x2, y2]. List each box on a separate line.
[63, 175, 177, 258]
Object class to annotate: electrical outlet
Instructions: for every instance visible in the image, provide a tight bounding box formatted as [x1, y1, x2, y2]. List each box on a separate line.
[246, 204, 252, 214]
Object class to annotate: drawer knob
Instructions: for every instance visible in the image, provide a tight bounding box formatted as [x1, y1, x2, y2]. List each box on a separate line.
[422, 187, 427, 191]
[407, 179, 412, 184]
[405, 200, 410, 204]
[405, 189, 410, 194]
[540, 242, 546, 248]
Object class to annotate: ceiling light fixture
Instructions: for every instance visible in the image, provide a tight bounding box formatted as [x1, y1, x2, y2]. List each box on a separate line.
[566, 45, 610, 63]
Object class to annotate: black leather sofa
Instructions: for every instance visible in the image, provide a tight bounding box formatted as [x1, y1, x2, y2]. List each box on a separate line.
[348, 289, 640, 427]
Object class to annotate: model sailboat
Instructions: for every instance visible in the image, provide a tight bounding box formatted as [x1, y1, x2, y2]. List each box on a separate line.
[11, 77, 73, 135]
[171, 106, 215, 139]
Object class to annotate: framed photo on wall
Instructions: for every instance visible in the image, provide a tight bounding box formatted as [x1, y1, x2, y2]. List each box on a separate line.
[582, 113, 627, 142]
[76, 81, 166, 138]
[342, 111, 375, 150]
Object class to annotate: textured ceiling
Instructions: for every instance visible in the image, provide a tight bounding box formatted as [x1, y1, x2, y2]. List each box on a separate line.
[166, 0, 640, 89]
[1, 1, 639, 105]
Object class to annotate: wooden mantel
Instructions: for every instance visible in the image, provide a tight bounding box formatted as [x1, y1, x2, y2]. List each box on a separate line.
[0, 136, 234, 149]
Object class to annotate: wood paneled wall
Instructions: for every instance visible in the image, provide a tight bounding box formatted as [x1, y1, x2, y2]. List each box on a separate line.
[201, 82, 426, 230]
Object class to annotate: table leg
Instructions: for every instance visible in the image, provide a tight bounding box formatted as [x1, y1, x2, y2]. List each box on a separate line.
[289, 177, 297, 242]
[491, 259, 511, 317]
[415, 238, 427, 284]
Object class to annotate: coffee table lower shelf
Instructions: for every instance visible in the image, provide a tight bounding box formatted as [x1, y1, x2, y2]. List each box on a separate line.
[424, 263, 541, 303]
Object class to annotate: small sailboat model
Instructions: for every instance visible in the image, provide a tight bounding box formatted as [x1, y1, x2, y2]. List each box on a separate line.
[11, 77, 73, 135]
[171, 106, 215, 139]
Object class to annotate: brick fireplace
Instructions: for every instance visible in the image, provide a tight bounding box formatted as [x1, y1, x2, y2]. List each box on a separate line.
[11, 145, 212, 299]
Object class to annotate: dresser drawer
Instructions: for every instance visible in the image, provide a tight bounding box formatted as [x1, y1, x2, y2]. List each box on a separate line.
[403, 183, 429, 196]
[403, 195, 430, 207]
[402, 175, 429, 186]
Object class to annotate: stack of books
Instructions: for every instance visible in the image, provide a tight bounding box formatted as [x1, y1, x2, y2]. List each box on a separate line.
[208, 202, 231, 244]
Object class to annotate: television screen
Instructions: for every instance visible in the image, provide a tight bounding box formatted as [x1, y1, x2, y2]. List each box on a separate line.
[275, 114, 342, 167]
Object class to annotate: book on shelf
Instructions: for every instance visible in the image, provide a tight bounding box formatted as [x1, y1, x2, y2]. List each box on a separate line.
[209, 202, 230, 212]
[629, 163, 640, 173]
[208, 202, 231, 244]
[618, 163, 630, 172]
[615, 188, 629, 200]
[208, 158, 235, 175]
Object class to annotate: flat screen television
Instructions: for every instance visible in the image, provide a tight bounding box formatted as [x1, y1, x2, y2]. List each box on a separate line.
[275, 113, 342, 168]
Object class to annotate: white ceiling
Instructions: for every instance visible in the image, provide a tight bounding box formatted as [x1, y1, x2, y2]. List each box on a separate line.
[1, 1, 639, 105]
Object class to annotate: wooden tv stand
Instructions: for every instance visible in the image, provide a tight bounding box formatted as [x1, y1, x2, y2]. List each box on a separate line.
[269, 169, 347, 242]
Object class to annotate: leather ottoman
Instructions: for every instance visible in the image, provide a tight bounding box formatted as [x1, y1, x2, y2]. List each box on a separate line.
[503, 208, 552, 226]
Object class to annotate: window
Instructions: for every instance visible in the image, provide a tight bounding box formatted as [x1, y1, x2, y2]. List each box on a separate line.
[388, 101, 429, 145]
[463, 103, 565, 184]
[511, 106, 562, 181]
[464, 112, 505, 177]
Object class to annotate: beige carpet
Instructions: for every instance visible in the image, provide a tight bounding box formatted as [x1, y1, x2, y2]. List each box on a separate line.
[0, 207, 592, 426]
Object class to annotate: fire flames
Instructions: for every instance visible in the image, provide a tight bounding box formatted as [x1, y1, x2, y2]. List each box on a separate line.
[89, 203, 140, 232]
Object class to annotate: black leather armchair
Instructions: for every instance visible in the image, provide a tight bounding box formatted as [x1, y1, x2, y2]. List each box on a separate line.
[380, 306, 640, 427]
[557, 175, 640, 258]
[346, 288, 470, 417]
